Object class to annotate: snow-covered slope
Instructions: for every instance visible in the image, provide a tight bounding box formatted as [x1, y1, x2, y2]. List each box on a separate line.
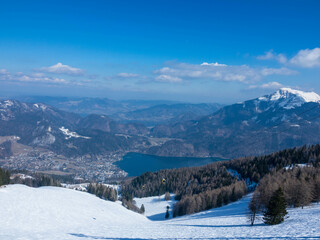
[134, 193, 177, 220]
[1, 184, 320, 240]
[0, 185, 148, 240]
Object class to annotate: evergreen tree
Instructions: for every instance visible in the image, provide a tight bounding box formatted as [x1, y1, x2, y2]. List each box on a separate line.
[165, 206, 170, 219]
[140, 204, 145, 214]
[263, 188, 288, 225]
[0, 168, 10, 186]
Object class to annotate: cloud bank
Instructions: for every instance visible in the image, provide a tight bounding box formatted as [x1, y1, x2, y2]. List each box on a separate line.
[154, 62, 297, 84]
[0, 69, 67, 84]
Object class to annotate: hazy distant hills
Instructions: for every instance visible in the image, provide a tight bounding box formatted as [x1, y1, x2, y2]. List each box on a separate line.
[149, 88, 320, 158]
[78, 114, 149, 135]
[112, 103, 222, 126]
[17, 96, 181, 116]
[17, 96, 222, 126]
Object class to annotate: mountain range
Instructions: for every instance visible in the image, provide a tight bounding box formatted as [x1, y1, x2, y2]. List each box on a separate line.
[17, 96, 222, 126]
[0, 100, 149, 157]
[148, 88, 320, 158]
[1, 88, 320, 160]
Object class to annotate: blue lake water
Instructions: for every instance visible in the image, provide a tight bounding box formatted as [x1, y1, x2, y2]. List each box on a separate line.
[115, 152, 226, 176]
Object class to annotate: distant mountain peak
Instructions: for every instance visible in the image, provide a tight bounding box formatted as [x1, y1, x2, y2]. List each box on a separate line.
[272, 88, 320, 102]
[257, 88, 320, 110]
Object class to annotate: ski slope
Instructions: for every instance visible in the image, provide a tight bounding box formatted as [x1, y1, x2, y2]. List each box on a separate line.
[1, 184, 320, 240]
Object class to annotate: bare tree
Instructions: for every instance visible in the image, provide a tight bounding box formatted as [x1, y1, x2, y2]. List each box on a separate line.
[248, 192, 261, 226]
[164, 192, 171, 201]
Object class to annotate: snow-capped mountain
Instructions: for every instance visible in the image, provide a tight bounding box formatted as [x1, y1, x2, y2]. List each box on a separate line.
[0, 99, 81, 147]
[150, 88, 320, 158]
[0, 99, 79, 123]
[256, 88, 320, 110]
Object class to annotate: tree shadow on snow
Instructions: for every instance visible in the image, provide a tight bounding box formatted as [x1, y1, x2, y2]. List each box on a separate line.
[146, 212, 168, 221]
[171, 223, 265, 228]
[69, 233, 320, 240]
[172, 197, 252, 222]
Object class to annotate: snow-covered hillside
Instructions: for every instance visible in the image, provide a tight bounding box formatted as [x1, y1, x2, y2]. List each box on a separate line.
[134, 193, 177, 220]
[1, 184, 320, 240]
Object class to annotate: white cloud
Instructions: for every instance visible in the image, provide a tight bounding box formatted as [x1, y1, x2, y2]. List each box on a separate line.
[155, 74, 182, 83]
[156, 63, 255, 83]
[258, 48, 320, 68]
[249, 81, 283, 89]
[31, 72, 46, 77]
[154, 62, 295, 84]
[15, 75, 67, 84]
[41, 62, 85, 75]
[0, 70, 67, 84]
[116, 72, 139, 78]
[201, 62, 227, 67]
[257, 50, 287, 64]
[261, 67, 298, 76]
[0, 69, 8, 74]
[290, 47, 320, 68]
[224, 74, 246, 82]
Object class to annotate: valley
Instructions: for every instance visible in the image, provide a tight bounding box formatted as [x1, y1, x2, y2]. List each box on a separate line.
[2, 88, 320, 181]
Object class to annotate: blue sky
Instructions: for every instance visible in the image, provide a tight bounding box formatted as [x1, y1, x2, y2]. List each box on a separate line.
[0, 0, 320, 103]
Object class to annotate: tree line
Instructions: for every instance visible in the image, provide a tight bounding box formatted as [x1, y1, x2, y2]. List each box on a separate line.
[122, 164, 240, 200]
[121, 164, 248, 217]
[87, 183, 117, 202]
[224, 144, 320, 184]
[10, 173, 61, 187]
[173, 181, 246, 217]
[249, 164, 320, 225]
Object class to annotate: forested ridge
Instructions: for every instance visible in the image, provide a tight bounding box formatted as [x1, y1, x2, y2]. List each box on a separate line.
[224, 144, 320, 183]
[122, 144, 320, 217]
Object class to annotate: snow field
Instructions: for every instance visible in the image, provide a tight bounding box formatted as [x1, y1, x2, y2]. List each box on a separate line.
[134, 193, 177, 220]
[1, 184, 320, 240]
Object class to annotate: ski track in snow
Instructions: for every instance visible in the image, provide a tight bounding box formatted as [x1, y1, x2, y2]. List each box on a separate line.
[0, 185, 320, 240]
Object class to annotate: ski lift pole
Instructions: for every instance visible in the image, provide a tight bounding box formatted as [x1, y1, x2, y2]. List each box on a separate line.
[162, 178, 167, 192]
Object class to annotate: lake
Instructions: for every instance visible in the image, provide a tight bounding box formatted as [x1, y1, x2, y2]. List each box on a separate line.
[115, 152, 227, 176]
